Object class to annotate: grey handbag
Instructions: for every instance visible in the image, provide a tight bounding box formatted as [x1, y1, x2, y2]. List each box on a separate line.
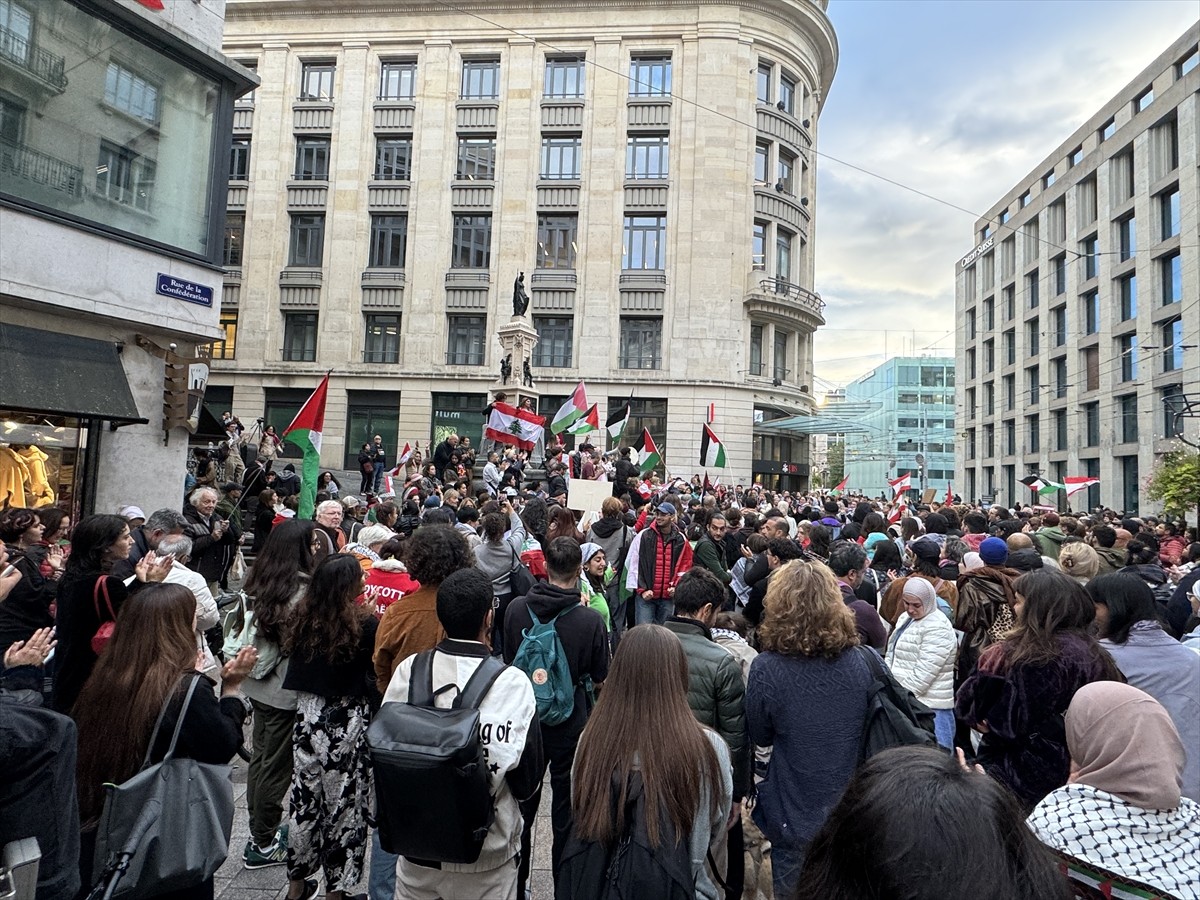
[90, 673, 235, 899]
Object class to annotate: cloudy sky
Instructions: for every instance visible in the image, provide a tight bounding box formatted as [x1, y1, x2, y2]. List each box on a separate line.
[813, 0, 1198, 390]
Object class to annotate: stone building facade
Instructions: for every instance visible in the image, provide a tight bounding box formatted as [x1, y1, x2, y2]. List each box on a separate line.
[210, 0, 837, 488]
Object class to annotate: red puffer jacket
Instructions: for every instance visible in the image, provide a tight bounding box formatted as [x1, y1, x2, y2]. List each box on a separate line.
[361, 558, 420, 619]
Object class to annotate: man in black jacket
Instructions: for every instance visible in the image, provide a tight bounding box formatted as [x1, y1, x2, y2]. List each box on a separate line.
[503, 537, 609, 897]
[613, 447, 640, 494]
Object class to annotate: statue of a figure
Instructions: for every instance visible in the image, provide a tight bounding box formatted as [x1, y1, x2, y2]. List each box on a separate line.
[522, 357, 534, 387]
[500, 354, 512, 384]
[512, 272, 530, 317]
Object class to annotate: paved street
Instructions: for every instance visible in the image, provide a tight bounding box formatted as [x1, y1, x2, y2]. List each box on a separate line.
[215, 755, 554, 899]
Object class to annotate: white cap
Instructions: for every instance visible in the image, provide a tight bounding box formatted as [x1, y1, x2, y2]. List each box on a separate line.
[118, 505, 146, 522]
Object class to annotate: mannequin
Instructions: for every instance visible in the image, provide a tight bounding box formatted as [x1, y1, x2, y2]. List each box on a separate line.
[0, 444, 30, 509]
[16, 444, 55, 506]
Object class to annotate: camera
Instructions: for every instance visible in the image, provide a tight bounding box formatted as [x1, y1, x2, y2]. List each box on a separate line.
[256, 417, 265, 423]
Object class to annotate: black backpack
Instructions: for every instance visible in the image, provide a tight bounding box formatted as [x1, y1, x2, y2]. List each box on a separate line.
[556, 770, 695, 900]
[367, 652, 506, 864]
[856, 646, 937, 761]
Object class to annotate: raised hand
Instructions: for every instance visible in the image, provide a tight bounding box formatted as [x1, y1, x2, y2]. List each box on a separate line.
[4, 627, 56, 668]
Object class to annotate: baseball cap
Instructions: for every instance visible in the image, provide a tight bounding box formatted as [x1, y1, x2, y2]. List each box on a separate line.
[656, 502, 677, 515]
[118, 505, 146, 523]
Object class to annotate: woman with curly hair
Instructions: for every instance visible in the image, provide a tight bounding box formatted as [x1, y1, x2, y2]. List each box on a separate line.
[956, 569, 1125, 811]
[372, 524, 474, 693]
[744, 560, 874, 897]
[281, 554, 378, 900]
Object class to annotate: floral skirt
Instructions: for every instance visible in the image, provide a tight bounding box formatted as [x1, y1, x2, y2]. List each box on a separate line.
[287, 693, 372, 892]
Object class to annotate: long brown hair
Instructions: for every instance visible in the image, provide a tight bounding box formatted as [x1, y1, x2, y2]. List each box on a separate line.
[73, 583, 199, 823]
[243, 518, 316, 642]
[285, 554, 371, 664]
[758, 561, 859, 658]
[571, 625, 723, 847]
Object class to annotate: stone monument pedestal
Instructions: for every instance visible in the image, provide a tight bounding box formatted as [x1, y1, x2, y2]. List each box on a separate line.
[492, 315, 541, 409]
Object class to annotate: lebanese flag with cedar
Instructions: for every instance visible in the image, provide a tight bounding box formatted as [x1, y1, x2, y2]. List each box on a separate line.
[485, 401, 545, 451]
[889, 473, 911, 495]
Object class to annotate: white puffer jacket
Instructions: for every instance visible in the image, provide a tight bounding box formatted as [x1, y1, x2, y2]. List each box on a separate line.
[885, 611, 957, 709]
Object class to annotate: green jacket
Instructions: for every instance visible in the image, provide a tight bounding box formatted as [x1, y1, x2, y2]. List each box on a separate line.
[664, 617, 750, 800]
[1034, 526, 1066, 561]
[693, 534, 731, 585]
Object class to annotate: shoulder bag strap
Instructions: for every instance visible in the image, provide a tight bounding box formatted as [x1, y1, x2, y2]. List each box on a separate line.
[408, 650, 435, 707]
[93, 576, 116, 621]
[454, 655, 507, 710]
[142, 673, 202, 769]
[856, 644, 884, 684]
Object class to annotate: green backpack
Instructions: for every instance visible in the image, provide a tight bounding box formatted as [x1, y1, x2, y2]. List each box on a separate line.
[512, 607, 577, 726]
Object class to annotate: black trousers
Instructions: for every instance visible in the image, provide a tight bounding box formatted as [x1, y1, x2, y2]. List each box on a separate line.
[516, 724, 578, 897]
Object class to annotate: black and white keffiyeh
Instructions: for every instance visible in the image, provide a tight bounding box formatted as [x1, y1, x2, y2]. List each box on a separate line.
[1027, 783, 1200, 899]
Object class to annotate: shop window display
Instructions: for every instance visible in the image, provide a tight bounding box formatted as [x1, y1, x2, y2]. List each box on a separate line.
[0, 415, 84, 517]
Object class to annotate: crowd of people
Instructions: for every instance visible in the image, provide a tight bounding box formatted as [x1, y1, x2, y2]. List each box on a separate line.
[1, 428, 1198, 900]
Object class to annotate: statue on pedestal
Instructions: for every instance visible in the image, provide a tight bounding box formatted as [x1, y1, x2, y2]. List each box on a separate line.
[523, 358, 534, 387]
[500, 353, 512, 384]
[512, 272, 530, 318]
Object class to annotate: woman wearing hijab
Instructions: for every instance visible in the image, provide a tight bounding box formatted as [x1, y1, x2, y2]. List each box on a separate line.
[578, 542, 612, 630]
[1027, 683, 1200, 899]
[884, 578, 957, 748]
[880, 539, 957, 626]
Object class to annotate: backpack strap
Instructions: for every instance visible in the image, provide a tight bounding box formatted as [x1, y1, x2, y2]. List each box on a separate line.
[453, 655, 506, 710]
[408, 650, 436, 707]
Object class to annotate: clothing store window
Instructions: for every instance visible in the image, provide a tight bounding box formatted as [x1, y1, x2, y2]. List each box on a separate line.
[0, 414, 85, 518]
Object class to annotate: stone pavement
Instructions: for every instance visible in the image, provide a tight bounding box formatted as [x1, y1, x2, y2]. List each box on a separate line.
[215, 755, 554, 899]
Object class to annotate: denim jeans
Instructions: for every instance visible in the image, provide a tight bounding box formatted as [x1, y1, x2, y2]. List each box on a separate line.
[368, 830, 398, 900]
[634, 597, 673, 626]
[933, 708, 956, 749]
[372, 462, 385, 492]
[772, 845, 806, 899]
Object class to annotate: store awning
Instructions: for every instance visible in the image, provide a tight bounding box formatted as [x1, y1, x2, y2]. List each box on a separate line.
[755, 414, 873, 436]
[0, 323, 148, 424]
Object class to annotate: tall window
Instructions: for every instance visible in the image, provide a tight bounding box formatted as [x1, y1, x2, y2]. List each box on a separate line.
[368, 214, 407, 268]
[1027, 414, 1040, 453]
[756, 63, 772, 103]
[1161, 384, 1183, 439]
[1162, 317, 1183, 372]
[0, 94, 23, 143]
[104, 61, 160, 123]
[1082, 290, 1099, 335]
[445, 315, 486, 365]
[363, 314, 401, 363]
[96, 141, 155, 211]
[544, 57, 584, 98]
[1160, 188, 1180, 238]
[0, 0, 32, 63]
[622, 215, 666, 270]
[629, 56, 671, 96]
[1053, 409, 1068, 451]
[1118, 215, 1136, 261]
[1083, 402, 1099, 447]
[540, 135, 581, 180]
[1028, 270, 1042, 307]
[773, 329, 789, 380]
[1118, 334, 1137, 381]
[1079, 235, 1098, 280]
[451, 214, 491, 268]
[1003, 285, 1015, 321]
[299, 62, 335, 100]
[1052, 254, 1066, 295]
[775, 229, 793, 283]
[456, 136, 496, 180]
[229, 138, 251, 180]
[752, 221, 766, 269]
[1119, 395, 1138, 443]
[1053, 357, 1067, 398]
[211, 311, 238, 360]
[378, 61, 416, 100]
[754, 141, 769, 184]
[294, 137, 330, 180]
[222, 213, 244, 266]
[374, 136, 412, 180]
[536, 214, 577, 269]
[1027, 365, 1040, 404]
[460, 59, 499, 99]
[282, 312, 318, 361]
[288, 214, 325, 267]
[1003, 329, 1015, 365]
[1161, 252, 1181, 305]
[619, 317, 663, 369]
[777, 150, 795, 193]
[1052, 305, 1067, 347]
[1118, 274, 1137, 321]
[627, 134, 669, 179]
[532, 316, 573, 367]
[778, 73, 796, 114]
[1026, 317, 1040, 356]
[749, 324, 764, 375]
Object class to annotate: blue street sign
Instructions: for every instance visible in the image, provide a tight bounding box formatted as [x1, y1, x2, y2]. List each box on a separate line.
[156, 273, 214, 307]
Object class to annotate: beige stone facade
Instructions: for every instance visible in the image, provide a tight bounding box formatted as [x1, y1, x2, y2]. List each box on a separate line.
[212, 0, 837, 485]
[954, 26, 1199, 515]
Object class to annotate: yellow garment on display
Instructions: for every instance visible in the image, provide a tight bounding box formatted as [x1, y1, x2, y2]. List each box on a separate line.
[17, 445, 55, 506]
[0, 446, 31, 509]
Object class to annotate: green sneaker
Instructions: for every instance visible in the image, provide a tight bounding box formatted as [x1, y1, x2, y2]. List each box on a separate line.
[242, 837, 287, 869]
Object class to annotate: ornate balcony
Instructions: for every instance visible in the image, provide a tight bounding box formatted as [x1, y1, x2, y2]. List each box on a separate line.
[0, 27, 67, 93]
[0, 137, 82, 199]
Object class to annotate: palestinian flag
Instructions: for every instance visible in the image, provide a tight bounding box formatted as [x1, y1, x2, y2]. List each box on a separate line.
[282, 373, 330, 519]
[606, 399, 631, 442]
[485, 401, 545, 451]
[633, 428, 661, 475]
[551, 382, 588, 434]
[1064, 476, 1100, 497]
[889, 473, 911, 495]
[829, 475, 849, 496]
[700, 425, 727, 467]
[1020, 475, 1064, 496]
[566, 403, 599, 435]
